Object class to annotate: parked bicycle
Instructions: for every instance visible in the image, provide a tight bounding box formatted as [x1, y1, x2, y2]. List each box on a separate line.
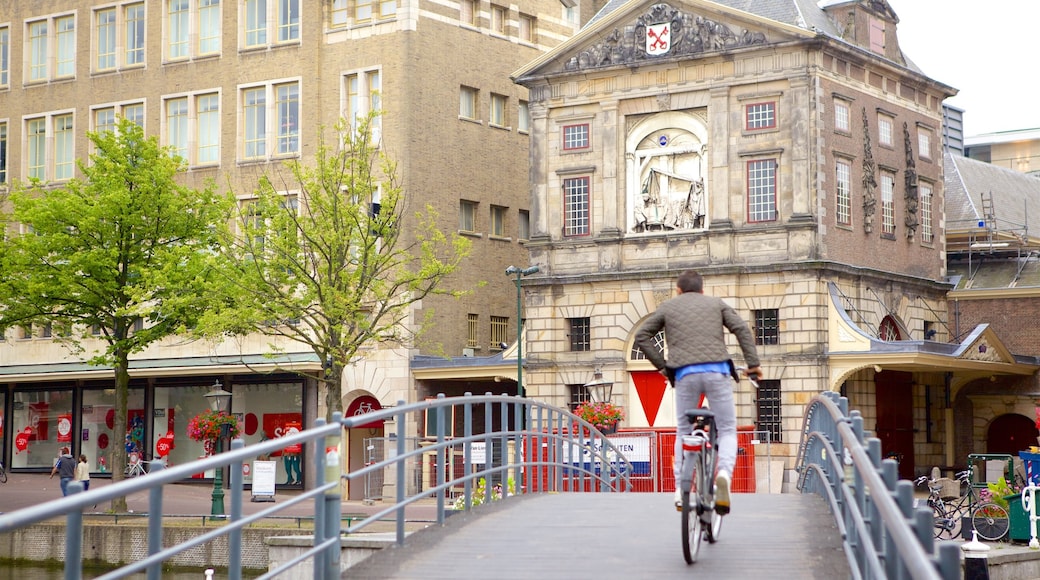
[915, 469, 1010, 541]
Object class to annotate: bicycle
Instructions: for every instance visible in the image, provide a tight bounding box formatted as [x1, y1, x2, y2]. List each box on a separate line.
[677, 367, 758, 564]
[0, 459, 6, 484]
[915, 469, 1010, 541]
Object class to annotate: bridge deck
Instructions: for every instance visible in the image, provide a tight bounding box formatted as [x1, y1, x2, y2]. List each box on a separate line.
[346, 493, 850, 579]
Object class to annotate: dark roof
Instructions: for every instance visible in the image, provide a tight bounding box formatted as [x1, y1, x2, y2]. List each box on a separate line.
[944, 151, 1040, 240]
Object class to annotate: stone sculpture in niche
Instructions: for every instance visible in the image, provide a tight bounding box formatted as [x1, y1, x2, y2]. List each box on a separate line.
[630, 130, 707, 233]
[861, 108, 877, 234]
[903, 122, 919, 240]
[564, 3, 767, 72]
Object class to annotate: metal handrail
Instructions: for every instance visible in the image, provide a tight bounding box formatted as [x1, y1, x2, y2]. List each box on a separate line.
[795, 391, 962, 580]
[0, 393, 632, 579]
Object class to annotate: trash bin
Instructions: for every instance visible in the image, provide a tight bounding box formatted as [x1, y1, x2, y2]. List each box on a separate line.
[1006, 493, 1040, 542]
[732, 425, 756, 493]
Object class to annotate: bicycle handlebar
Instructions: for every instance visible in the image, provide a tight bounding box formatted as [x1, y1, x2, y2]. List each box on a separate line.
[734, 366, 760, 389]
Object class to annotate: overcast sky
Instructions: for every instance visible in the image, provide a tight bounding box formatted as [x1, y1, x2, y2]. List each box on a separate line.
[886, 0, 1039, 136]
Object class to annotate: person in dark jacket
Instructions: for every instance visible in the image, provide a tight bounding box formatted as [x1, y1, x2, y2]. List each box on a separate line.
[49, 447, 76, 496]
[634, 270, 762, 514]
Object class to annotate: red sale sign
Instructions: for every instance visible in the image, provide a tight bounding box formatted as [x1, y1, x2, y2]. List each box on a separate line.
[57, 414, 73, 443]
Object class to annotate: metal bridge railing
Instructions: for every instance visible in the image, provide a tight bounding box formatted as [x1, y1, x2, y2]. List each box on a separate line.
[0, 393, 632, 579]
[795, 391, 962, 580]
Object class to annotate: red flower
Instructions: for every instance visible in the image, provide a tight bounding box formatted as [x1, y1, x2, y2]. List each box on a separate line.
[187, 410, 241, 442]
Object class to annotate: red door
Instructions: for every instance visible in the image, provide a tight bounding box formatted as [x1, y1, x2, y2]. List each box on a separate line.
[875, 370, 915, 479]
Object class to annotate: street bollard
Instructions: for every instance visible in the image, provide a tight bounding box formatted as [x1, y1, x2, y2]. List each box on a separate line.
[961, 530, 990, 580]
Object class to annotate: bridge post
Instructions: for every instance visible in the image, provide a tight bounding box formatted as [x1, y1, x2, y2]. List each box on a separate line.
[962, 531, 991, 580]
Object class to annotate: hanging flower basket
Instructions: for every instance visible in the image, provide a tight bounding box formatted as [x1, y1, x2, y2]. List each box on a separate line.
[574, 401, 624, 434]
[187, 410, 241, 443]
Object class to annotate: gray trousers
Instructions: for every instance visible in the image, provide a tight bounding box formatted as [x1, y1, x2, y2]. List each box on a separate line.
[673, 372, 737, 480]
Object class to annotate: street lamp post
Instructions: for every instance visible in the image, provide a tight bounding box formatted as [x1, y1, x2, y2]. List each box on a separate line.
[504, 265, 539, 397]
[204, 381, 232, 518]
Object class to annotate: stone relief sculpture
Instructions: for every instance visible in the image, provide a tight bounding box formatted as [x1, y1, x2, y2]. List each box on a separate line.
[861, 108, 877, 234]
[564, 3, 767, 72]
[630, 130, 707, 233]
[903, 122, 919, 240]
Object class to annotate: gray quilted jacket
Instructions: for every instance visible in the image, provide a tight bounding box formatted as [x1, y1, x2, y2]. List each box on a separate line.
[634, 291, 760, 373]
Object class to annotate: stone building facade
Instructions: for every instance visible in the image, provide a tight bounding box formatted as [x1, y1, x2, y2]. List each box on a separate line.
[513, 0, 1038, 485]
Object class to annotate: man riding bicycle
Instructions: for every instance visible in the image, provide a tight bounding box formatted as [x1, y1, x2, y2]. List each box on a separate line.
[634, 270, 762, 514]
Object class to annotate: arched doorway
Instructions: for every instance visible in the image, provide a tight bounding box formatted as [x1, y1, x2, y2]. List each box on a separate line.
[987, 413, 1036, 455]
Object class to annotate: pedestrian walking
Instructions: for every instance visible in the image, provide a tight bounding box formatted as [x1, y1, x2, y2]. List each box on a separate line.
[76, 454, 91, 491]
[49, 447, 76, 496]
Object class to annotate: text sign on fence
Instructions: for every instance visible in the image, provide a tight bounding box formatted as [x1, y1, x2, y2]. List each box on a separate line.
[564, 435, 652, 475]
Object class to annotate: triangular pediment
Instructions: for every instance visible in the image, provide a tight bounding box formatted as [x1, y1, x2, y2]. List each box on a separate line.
[954, 324, 1017, 365]
[513, 0, 813, 82]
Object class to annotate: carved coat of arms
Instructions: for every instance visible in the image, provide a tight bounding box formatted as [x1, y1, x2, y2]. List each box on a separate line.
[646, 22, 670, 56]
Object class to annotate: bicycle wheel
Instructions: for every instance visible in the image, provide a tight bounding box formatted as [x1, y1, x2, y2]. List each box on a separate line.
[680, 456, 702, 564]
[934, 505, 966, 540]
[704, 450, 723, 543]
[971, 502, 1009, 541]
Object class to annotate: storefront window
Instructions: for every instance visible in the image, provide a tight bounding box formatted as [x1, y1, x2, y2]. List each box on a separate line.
[11, 389, 74, 469]
[81, 388, 145, 475]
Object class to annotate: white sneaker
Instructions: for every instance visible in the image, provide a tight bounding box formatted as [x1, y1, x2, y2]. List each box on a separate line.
[673, 488, 682, 511]
[715, 470, 731, 515]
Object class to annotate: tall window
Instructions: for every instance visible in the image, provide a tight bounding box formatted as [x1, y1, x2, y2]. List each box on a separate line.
[27, 118, 47, 180]
[56, 16, 76, 78]
[519, 14, 535, 42]
[753, 309, 779, 345]
[836, 159, 851, 226]
[126, 3, 146, 65]
[466, 314, 479, 348]
[278, 0, 300, 41]
[491, 5, 506, 33]
[460, 0, 476, 25]
[29, 20, 49, 81]
[880, 172, 895, 235]
[567, 317, 590, 352]
[755, 380, 782, 443]
[518, 209, 530, 241]
[241, 81, 300, 160]
[199, 0, 222, 54]
[331, 0, 348, 26]
[54, 114, 75, 180]
[747, 159, 777, 222]
[0, 122, 7, 184]
[920, 182, 933, 243]
[518, 100, 529, 133]
[563, 177, 590, 237]
[97, 9, 117, 70]
[490, 316, 509, 350]
[344, 69, 381, 139]
[163, 92, 222, 166]
[745, 102, 776, 131]
[918, 128, 932, 160]
[245, 0, 267, 47]
[490, 93, 507, 127]
[124, 102, 145, 127]
[167, 97, 190, 161]
[197, 93, 220, 164]
[878, 114, 894, 147]
[97, 2, 146, 70]
[459, 200, 477, 232]
[834, 99, 850, 132]
[0, 26, 8, 87]
[490, 205, 506, 237]
[168, 0, 190, 59]
[563, 124, 589, 150]
[459, 86, 478, 120]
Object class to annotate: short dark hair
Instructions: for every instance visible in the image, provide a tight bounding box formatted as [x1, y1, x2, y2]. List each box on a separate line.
[677, 270, 703, 293]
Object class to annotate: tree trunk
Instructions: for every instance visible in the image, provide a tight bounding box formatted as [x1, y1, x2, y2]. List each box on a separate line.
[109, 356, 130, 512]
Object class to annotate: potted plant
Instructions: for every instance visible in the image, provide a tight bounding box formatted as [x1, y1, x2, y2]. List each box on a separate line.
[574, 401, 625, 434]
[187, 410, 241, 454]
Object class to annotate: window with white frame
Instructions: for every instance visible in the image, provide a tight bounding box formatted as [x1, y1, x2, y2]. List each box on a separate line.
[199, 0, 222, 54]
[918, 127, 932, 160]
[97, 9, 117, 70]
[459, 86, 478, 120]
[518, 209, 530, 241]
[834, 99, 850, 133]
[519, 13, 535, 42]
[490, 205, 506, 237]
[491, 5, 506, 33]
[331, 0, 348, 26]
[878, 113, 894, 147]
[563, 176, 590, 237]
[26, 113, 75, 182]
[164, 92, 221, 166]
[920, 182, 933, 243]
[880, 171, 895, 236]
[836, 158, 851, 226]
[562, 123, 589, 150]
[0, 26, 8, 87]
[126, 3, 146, 65]
[93, 102, 146, 138]
[241, 80, 300, 160]
[490, 93, 507, 127]
[747, 159, 777, 222]
[518, 100, 529, 133]
[243, 0, 299, 48]
[29, 14, 77, 82]
[164, 0, 221, 62]
[459, 199, 477, 232]
[354, 0, 395, 22]
[344, 69, 381, 140]
[167, 0, 190, 60]
[745, 102, 776, 131]
[0, 121, 7, 184]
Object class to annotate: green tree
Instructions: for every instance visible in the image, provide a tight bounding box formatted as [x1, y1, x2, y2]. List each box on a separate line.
[0, 119, 229, 511]
[203, 116, 470, 418]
